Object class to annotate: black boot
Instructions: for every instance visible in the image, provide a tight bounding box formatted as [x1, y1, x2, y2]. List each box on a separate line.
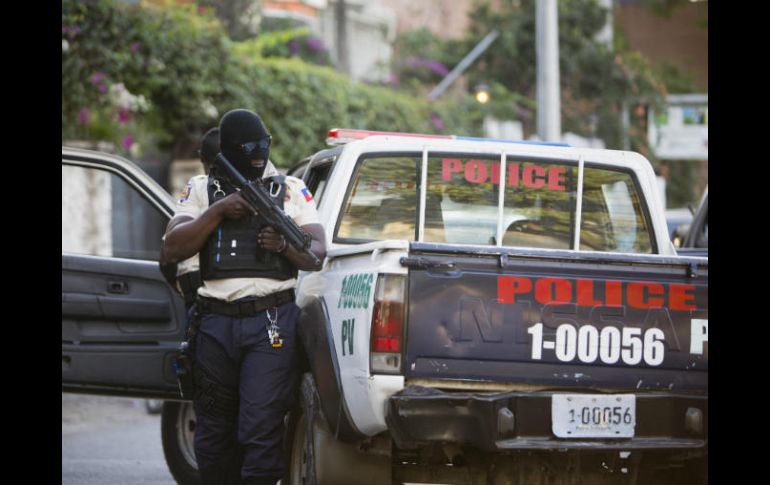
[198, 459, 243, 485]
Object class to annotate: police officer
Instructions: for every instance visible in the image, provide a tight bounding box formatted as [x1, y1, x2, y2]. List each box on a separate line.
[159, 126, 218, 308]
[159, 127, 282, 308]
[162, 109, 326, 485]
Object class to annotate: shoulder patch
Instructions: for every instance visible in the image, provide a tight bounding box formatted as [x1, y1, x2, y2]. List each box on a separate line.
[301, 187, 314, 202]
[179, 181, 192, 203]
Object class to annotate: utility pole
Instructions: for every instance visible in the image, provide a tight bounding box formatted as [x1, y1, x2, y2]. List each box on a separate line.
[536, 0, 561, 142]
[334, 0, 350, 76]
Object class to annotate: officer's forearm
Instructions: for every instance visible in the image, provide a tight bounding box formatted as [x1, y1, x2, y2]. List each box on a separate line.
[163, 209, 226, 263]
[282, 223, 326, 272]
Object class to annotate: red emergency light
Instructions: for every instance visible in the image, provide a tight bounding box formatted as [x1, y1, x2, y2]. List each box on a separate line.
[327, 128, 452, 145]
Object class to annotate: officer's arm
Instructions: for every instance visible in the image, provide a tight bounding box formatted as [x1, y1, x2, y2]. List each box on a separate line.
[158, 242, 180, 290]
[163, 193, 255, 264]
[259, 224, 327, 272]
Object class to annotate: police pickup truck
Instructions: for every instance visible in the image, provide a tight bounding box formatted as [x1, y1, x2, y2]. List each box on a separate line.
[62, 130, 708, 485]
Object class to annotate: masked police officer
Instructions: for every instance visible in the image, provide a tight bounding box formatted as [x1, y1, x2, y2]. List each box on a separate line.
[160, 127, 282, 309]
[162, 109, 327, 485]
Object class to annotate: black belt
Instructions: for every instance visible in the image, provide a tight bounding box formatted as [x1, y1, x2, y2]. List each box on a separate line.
[196, 289, 295, 317]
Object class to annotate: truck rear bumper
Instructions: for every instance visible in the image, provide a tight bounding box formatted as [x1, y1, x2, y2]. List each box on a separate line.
[386, 385, 707, 451]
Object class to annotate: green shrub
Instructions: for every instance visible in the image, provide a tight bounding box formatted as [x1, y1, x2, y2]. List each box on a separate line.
[62, 0, 485, 167]
[222, 58, 484, 166]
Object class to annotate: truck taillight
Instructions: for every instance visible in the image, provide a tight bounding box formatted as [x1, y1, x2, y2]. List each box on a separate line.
[370, 274, 406, 374]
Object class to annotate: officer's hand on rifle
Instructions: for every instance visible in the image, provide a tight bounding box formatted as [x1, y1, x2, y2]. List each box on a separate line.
[258, 226, 287, 253]
[215, 192, 257, 220]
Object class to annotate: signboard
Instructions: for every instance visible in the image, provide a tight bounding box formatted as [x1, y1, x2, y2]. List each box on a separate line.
[648, 94, 708, 161]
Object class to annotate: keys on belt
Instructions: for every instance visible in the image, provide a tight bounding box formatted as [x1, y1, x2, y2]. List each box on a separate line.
[266, 307, 283, 348]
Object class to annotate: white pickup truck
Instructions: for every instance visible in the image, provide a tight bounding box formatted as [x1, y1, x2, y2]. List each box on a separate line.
[62, 130, 708, 485]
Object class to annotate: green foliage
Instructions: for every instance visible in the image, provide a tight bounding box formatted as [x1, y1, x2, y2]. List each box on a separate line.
[639, 0, 691, 18]
[62, 0, 485, 168]
[392, 28, 466, 90]
[62, 0, 233, 156]
[197, 0, 263, 41]
[232, 27, 332, 66]
[390, 0, 668, 157]
[218, 58, 484, 166]
[653, 62, 698, 94]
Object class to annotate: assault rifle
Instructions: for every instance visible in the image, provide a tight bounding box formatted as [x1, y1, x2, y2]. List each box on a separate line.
[213, 153, 321, 267]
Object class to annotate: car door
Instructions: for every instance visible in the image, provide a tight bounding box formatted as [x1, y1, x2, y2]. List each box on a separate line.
[62, 147, 187, 399]
[288, 146, 340, 206]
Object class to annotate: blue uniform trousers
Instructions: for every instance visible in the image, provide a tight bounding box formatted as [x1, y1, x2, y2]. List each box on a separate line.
[192, 301, 300, 483]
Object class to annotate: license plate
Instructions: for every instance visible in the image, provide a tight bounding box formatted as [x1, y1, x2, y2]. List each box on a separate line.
[552, 394, 636, 438]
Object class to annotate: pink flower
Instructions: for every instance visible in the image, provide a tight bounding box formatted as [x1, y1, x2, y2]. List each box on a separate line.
[90, 71, 107, 86]
[130, 42, 140, 53]
[77, 108, 91, 126]
[98, 84, 107, 94]
[431, 114, 445, 130]
[117, 109, 132, 125]
[122, 135, 135, 151]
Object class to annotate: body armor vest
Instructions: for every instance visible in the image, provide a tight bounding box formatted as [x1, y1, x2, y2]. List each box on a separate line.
[200, 175, 298, 281]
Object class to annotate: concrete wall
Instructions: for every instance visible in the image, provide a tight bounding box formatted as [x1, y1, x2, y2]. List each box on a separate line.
[377, 0, 479, 40]
[614, 1, 708, 90]
[62, 165, 113, 257]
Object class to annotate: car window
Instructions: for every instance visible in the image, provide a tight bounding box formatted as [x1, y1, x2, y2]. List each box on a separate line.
[336, 155, 419, 241]
[335, 154, 653, 253]
[305, 163, 331, 207]
[62, 164, 168, 260]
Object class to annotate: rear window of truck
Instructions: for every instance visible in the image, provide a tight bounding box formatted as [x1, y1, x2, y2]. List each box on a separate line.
[335, 154, 652, 253]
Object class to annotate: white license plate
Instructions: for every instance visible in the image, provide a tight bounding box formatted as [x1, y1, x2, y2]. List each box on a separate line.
[552, 394, 636, 438]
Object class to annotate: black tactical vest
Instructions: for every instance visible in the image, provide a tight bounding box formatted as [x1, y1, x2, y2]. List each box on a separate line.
[199, 175, 298, 281]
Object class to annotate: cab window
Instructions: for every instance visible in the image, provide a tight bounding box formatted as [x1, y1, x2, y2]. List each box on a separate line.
[62, 164, 168, 260]
[335, 154, 653, 253]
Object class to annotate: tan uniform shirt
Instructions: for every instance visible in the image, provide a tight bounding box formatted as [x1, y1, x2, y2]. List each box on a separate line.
[173, 166, 319, 301]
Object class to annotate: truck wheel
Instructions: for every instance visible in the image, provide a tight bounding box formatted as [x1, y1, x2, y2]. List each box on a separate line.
[161, 401, 200, 485]
[285, 373, 392, 485]
[285, 374, 319, 485]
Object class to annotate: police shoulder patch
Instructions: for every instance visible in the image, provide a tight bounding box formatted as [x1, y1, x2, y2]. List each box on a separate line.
[179, 181, 192, 203]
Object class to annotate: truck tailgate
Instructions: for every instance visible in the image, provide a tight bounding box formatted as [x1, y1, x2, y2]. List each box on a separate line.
[402, 243, 708, 392]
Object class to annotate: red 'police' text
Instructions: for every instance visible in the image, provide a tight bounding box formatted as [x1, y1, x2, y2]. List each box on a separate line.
[497, 276, 697, 311]
[442, 159, 567, 191]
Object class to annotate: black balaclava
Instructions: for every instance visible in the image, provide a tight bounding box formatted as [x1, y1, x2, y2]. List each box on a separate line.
[219, 109, 271, 180]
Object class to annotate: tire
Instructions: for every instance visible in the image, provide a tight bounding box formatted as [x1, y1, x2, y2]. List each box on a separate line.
[161, 401, 201, 485]
[284, 373, 392, 485]
[285, 374, 318, 485]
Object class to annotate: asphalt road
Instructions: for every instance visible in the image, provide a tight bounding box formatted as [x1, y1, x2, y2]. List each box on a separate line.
[62, 393, 177, 485]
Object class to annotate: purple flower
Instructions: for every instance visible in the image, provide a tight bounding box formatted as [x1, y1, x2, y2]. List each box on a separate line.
[117, 109, 131, 125]
[306, 37, 324, 53]
[63, 25, 81, 39]
[98, 84, 107, 94]
[431, 114, 445, 130]
[77, 108, 91, 126]
[406, 57, 449, 76]
[122, 135, 135, 151]
[426, 60, 449, 76]
[288, 39, 299, 55]
[130, 42, 140, 53]
[90, 71, 107, 86]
